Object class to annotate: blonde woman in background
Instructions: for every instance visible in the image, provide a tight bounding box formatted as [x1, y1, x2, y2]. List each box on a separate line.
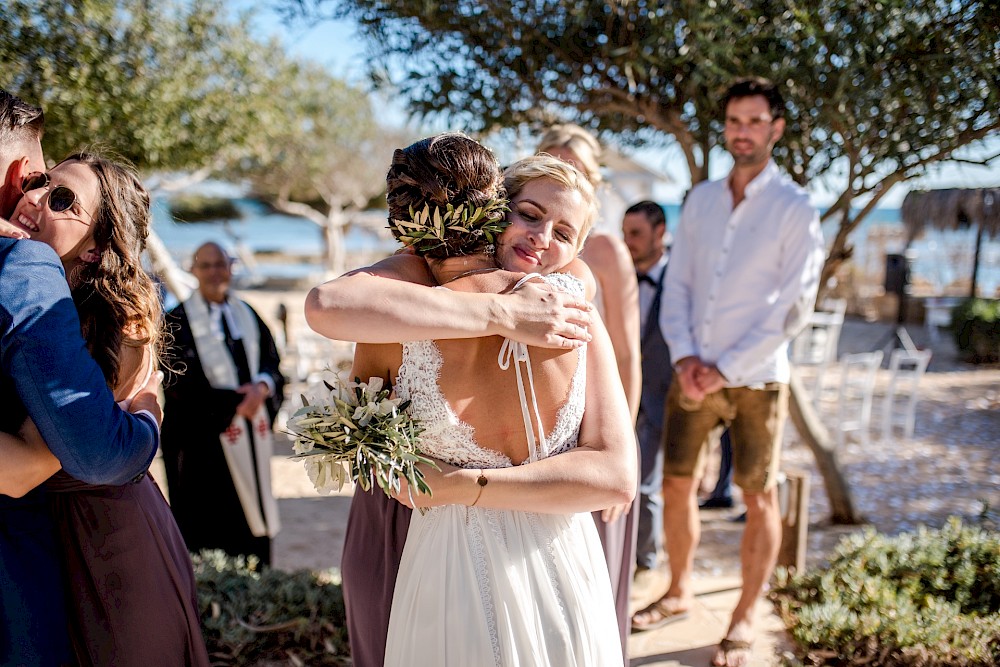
[536, 123, 641, 658]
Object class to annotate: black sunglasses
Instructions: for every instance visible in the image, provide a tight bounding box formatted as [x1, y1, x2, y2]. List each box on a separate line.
[20, 172, 94, 222]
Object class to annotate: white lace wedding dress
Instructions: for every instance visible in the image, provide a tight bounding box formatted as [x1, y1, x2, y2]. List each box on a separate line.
[383, 274, 623, 667]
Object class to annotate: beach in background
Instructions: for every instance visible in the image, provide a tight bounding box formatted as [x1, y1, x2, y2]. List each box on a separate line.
[151, 196, 1000, 303]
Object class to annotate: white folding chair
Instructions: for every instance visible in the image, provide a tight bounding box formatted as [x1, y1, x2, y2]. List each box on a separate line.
[791, 303, 846, 404]
[836, 351, 883, 447]
[292, 333, 341, 384]
[880, 348, 932, 442]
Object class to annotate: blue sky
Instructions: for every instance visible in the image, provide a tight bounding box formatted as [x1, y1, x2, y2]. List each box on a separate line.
[242, 2, 1000, 208]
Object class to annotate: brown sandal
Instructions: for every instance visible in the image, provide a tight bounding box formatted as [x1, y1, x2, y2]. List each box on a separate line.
[630, 598, 690, 633]
[713, 637, 754, 666]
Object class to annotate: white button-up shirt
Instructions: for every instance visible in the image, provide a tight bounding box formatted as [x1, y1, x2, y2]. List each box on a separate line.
[659, 160, 825, 386]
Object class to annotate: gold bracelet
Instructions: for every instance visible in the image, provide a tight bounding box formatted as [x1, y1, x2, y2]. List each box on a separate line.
[469, 468, 488, 507]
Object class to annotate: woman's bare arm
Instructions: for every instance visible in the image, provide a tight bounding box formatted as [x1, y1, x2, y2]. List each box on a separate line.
[305, 254, 593, 348]
[580, 233, 641, 422]
[395, 310, 636, 514]
[0, 421, 60, 498]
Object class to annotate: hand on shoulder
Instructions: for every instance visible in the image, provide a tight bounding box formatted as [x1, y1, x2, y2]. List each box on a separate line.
[0, 217, 29, 240]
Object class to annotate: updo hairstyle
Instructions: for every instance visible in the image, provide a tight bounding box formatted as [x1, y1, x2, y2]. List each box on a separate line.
[386, 132, 506, 259]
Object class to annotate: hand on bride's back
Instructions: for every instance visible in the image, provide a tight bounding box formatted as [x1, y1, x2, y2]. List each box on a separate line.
[498, 280, 593, 349]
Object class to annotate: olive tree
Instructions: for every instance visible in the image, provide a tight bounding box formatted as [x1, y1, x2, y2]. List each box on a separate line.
[1, 0, 400, 279]
[234, 59, 410, 275]
[279, 0, 1000, 523]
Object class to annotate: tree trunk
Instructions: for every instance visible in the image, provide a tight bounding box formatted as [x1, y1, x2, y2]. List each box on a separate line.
[324, 209, 347, 277]
[145, 228, 197, 302]
[787, 368, 863, 525]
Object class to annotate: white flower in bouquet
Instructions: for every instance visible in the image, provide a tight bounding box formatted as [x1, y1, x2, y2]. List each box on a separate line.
[287, 376, 435, 506]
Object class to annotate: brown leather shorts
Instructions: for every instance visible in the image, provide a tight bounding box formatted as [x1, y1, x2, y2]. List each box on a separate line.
[662, 381, 789, 493]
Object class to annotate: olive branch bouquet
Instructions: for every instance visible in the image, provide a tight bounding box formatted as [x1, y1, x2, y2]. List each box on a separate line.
[390, 199, 509, 256]
[286, 376, 436, 508]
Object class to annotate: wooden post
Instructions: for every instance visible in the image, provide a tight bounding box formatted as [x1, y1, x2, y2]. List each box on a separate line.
[778, 470, 811, 572]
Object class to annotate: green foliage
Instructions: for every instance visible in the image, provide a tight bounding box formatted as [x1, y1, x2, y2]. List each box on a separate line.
[192, 550, 350, 666]
[167, 195, 241, 224]
[285, 0, 1000, 289]
[0, 0, 271, 172]
[287, 376, 435, 503]
[233, 59, 404, 213]
[951, 298, 1000, 363]
[770, 518, 1000, 666]
[390, 199, 510, 257]
[0, 0, 405, 272]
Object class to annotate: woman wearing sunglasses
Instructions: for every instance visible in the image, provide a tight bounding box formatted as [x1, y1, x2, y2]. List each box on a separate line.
[0, 151, 210, 665]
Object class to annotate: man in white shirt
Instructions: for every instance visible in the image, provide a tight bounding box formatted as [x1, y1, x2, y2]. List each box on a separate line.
[631, 78, 825, 667]
[621, 200, 672, 576]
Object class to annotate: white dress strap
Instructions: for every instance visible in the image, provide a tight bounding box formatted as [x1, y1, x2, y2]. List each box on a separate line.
[496, 273, 550, 461]
[512, 273, 542, 291]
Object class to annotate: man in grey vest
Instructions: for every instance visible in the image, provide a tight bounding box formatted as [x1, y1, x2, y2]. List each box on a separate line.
[622, 200, 672, 576]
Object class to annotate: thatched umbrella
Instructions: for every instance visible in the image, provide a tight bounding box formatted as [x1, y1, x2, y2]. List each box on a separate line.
[901, 187, 1000, 297]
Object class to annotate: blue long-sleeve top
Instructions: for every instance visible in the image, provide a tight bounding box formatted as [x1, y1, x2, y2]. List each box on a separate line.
[0, 238, 159, 487]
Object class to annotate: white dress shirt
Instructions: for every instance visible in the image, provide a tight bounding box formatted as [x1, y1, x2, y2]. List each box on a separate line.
[659, 160, 825, 386]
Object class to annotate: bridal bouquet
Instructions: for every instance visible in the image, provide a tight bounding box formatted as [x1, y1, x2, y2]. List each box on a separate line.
[287, 376, 435, 505]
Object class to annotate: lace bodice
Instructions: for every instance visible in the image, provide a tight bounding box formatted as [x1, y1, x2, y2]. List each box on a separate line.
[395, 273, 587, 470]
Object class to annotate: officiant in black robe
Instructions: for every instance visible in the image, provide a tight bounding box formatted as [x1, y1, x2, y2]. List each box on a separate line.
[160, 242, 285, 565]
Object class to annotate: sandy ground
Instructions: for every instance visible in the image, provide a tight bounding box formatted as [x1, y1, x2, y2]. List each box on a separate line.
[150, 286, 999, 667]
[153, 286, 998, 580]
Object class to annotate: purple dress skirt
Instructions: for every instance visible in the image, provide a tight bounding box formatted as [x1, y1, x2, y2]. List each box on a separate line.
[592, 436, 641, 662]
[340, 487, 412, 667]
[46, 471, 210, 667]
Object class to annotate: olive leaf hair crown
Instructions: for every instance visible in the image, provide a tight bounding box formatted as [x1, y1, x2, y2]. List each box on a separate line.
[390, 197, 510, 257]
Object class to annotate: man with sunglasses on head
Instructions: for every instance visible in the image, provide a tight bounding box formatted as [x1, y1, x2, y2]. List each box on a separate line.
[0, 88, 163, 666]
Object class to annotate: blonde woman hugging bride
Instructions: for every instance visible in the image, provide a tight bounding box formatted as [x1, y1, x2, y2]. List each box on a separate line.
[305, 133, 635, 666]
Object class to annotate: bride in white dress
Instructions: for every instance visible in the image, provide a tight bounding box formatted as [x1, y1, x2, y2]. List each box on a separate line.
[344, 137, 635, 666]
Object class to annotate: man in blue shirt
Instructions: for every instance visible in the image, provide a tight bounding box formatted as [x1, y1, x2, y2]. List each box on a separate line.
[0, 88, 162, 666]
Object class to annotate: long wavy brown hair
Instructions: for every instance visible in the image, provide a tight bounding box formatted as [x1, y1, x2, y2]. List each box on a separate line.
[62, 149, 162, 390]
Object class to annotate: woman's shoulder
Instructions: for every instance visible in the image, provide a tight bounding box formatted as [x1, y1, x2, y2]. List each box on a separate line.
[542, 272, 587, 299]
[114, 342, 153, 404]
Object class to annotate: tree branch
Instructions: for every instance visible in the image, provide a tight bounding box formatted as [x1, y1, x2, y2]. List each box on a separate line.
[271, 198, 329, 228]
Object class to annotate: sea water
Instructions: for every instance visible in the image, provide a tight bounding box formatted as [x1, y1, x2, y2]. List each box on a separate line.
[151, 197, 396, 283]
[661, 204, 999, 297]
[152, 197, 999, 297]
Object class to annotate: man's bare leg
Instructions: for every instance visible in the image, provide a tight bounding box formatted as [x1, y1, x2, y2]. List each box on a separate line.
[631, 475, 698, 628]
[712, 485, 781, 667]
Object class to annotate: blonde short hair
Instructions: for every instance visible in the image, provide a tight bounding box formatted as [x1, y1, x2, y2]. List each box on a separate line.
[503, 154, 599, 247]
[536, 123, 603, 185]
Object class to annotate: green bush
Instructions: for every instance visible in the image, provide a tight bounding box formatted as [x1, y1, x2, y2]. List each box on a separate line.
[951, 298, 1000, 363]
[770, 517, 1000, 666]
[168, 195, 242, 223]
[192, 550, 350, 666]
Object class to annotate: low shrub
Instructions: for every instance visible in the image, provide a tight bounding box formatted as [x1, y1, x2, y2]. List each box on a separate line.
[192, 550, 350, 666]
[951, 298, 1000, 363]
[168, 195, 241, 223]
[770, 517, 1000, 666]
